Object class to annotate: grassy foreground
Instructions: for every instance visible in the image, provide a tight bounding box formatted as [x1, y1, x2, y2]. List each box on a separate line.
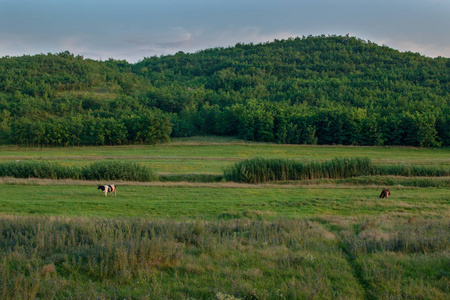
[1, 214, 448, 299]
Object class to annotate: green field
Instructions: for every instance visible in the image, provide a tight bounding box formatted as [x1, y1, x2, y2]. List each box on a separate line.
[0, 138, 449, 299]
[0, 184, 448, 219]
[1, 137, 449, 175]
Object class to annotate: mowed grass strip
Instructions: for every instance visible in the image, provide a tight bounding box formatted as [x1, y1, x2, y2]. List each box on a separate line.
[0, 139, 448, 163]
[0, 185, 448, 218]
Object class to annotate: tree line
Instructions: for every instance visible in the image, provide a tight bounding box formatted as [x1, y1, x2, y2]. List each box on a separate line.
[0, 35, 448, 147]
[10, 113, 171, 146]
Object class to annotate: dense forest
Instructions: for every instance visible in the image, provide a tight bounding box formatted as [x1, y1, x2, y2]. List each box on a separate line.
[0, 35, 448, 147]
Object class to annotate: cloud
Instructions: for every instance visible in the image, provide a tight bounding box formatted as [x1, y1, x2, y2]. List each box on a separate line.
[377, 38, 450, 58]
[0, 0, 449, 61]
[58, 36, 89, 55]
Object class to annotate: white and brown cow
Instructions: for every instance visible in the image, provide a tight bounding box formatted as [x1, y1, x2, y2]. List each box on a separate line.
[98, 184, 117, 197]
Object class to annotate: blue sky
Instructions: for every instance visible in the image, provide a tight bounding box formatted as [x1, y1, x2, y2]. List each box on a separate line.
[1, 0, 449, 62]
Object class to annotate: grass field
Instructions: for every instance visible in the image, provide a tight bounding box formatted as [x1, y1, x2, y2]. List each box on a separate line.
[1, 136, 449, 175]
[0, 137, 449, 299]
[0, 183, 448, 219]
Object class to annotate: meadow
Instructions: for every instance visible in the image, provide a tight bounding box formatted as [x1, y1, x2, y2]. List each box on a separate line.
[1, 136, 449, 175]
[0, 137, 449, 299]
[0, 183, 448, 218]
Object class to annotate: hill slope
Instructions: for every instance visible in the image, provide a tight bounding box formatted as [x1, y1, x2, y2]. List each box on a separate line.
[0, 35, 448, 146]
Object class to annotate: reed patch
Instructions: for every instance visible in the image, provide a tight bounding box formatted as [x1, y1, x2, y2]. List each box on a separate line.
[0, 160, 158, 182]
[224, 157, 450, 183]
[224, 157, 373, 183]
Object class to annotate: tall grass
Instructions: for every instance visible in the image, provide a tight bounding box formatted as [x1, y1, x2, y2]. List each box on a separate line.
[2, 158, 449, 184]
[338, 217, 450, 299]
[0, 161, 158, 182]
[0, 161, 78, 180]
[224, 157, 450, 183]
[0, 216, 364, 299]
[2, 216, 447, 299]
[81, 161, 158, 181]
[224, 157, 373, 183]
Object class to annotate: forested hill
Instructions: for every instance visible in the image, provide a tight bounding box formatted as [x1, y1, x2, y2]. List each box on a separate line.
[0, 35, 448, 147]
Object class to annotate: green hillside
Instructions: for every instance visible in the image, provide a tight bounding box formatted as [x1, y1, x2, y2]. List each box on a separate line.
[0, 35, 448, 146]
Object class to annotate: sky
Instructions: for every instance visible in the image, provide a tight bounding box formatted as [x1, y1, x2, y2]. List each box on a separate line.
[0, 0, 449, 63]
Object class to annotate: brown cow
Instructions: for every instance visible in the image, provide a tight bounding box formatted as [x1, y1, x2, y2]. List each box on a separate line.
[379, 188, 390, 198]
